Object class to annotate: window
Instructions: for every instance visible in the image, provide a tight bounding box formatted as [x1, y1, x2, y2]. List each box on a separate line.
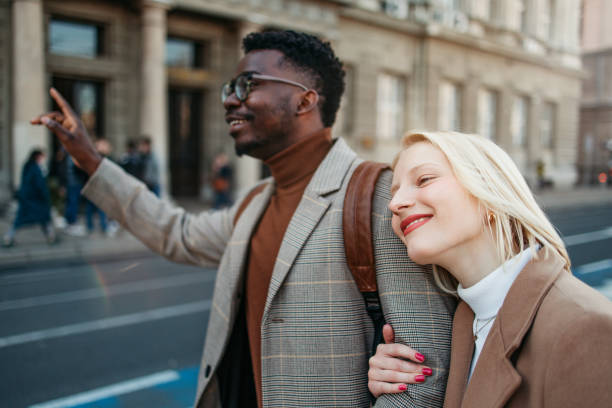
[49, 18, 103, 58]
[540, 102, 556, 149]
[376, 73, 406, 140]
[511, 95, 529, 147]
[380, 0, 408, 19]
[438, 81, 462, 131]
[166, 37, 205, 68]
[477, 89, 498, 140]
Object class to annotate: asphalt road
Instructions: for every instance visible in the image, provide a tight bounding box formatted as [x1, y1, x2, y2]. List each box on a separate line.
[1, 202, 611, 408]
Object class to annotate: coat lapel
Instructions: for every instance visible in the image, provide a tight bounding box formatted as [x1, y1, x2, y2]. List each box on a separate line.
[261, 138, 358, 323]
[444, 301, 475, 408]
[459, 248, 565, 408]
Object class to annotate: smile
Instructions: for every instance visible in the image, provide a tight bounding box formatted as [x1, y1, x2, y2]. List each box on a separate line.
[400, 214, 433, 236]
[229, 119, 246, 126]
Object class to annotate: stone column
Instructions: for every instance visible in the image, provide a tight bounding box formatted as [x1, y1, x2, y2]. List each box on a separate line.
[234, 22, 262, 196]
[12, 0, 48, 188]
[140, 0, 171, 196]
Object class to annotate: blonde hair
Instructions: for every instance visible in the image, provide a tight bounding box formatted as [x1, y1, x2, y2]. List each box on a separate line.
[393, 131, 571, 295]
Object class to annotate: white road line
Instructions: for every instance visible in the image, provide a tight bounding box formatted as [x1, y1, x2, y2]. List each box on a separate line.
[563, 226, 612, 247]
[0, 299, 211, 349]
[0, 272, 213, 312]
[28, 370, 179, 408]
[574, 259, 612, 275]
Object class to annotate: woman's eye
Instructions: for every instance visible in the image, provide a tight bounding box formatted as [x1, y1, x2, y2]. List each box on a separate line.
[417, 176, 434, 186]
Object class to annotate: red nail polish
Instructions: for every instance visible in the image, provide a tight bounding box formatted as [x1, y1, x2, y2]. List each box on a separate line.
[415, 353, 425, 362]
[398, 384, 407, 391]
[422, 367, 433, 376]
[415, 375, 425, 383]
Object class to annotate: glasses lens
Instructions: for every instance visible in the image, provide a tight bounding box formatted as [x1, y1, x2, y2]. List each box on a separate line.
[234, 75, 249, 101]
[221, 82, 232, 103]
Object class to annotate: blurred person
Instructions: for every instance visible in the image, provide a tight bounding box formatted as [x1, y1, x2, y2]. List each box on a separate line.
[211, 152, 233, 209]
[138, 136, 161, 197]
[85, 139, 112, 235]
[3, 149, 56, 247]
[119, 138, 144, 180]
[63, 151, 88, 237]
[368, 131, 612, 407]
[32, 30, 454, 408]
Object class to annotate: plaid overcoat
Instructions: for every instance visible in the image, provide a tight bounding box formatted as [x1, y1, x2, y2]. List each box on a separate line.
[83, 138, 456, 408]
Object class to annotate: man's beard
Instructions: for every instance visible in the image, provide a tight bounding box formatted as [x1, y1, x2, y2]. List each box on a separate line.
[234, 138, 267, 157]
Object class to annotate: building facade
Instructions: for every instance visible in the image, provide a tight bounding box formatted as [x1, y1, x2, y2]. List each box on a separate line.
[579, 0, 612, 185]
[0, 0, 582, 209]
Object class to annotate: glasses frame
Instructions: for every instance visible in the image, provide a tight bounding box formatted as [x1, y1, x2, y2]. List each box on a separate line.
[221, 72, 310, 103]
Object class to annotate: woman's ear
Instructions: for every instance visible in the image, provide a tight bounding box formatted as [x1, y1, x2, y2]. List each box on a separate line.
[296, 90, 319, 116]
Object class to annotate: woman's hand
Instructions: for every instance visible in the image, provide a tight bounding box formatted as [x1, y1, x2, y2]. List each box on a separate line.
[368, 324, 433, 398]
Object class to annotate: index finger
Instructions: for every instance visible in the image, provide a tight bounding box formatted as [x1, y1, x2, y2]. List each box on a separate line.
[380, 343, 426, 363]
[49, 87, 76, 117]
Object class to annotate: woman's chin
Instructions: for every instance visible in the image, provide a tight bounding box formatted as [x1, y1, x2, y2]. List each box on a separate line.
[406, 245, 436, 266]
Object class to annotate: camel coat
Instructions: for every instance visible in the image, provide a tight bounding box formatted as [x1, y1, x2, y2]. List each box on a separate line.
[444, 248, 612, 408]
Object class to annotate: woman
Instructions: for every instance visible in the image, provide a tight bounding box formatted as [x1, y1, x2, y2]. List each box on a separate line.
[369, 131, 612, 407]
[3, 149, 56, 247]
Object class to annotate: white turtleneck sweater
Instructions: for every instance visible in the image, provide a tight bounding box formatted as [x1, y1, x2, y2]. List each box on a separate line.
[457, 247, 536, 381]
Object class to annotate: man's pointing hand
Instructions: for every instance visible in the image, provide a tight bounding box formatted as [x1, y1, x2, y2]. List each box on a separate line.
[31, 87, 102, 176]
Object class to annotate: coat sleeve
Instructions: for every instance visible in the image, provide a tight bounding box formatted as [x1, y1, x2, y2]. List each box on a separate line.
[544, 309, 612, 408]
[372, 170, 456, 408]
[82, 158, 239, 267]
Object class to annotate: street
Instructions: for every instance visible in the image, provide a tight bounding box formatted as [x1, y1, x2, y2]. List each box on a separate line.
[1, 202, 611, 408]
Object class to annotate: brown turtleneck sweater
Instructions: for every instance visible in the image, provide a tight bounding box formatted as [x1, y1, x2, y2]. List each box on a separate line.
[246, 128, 333, 407]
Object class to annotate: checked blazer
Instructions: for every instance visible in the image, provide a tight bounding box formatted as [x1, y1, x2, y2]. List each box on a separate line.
[82, 137, 455, 408]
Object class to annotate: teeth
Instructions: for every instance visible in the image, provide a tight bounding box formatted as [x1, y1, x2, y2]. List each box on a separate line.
[230, 119, 246, 126]
[406, 217, 429, 228]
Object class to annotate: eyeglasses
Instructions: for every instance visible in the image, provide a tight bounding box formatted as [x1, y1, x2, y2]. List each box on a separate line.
[221, 72, 310, 103]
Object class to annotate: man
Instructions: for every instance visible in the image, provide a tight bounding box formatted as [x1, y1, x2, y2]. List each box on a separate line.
[33, 30, 455, 407]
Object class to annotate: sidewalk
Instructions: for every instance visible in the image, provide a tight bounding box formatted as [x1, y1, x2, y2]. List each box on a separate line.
[1, 188, 611, 270]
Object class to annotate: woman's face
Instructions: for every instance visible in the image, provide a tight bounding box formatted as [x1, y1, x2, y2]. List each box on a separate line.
[389, 142, 485, 265]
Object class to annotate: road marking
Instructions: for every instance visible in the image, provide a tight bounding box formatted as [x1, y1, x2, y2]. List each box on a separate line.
[563, 226, 612, 247]
[28, 370, 179, 408]
[0, 272, 214, 312]
[0, 299, 211, 349]
[574, 259, 612, 275]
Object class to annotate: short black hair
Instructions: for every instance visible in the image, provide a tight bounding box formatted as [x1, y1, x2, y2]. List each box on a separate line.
[242, 30, 345, 127]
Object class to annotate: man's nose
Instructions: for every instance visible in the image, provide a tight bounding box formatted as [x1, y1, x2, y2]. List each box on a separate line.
[223, 91, 241, 110]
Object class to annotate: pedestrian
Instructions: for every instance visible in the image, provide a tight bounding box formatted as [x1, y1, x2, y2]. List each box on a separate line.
[368, 131, 612, 407]
[211, 152, 233, 209]
[62, 151, 88, 237]
[138, 136, 161, 197]
[3, 149, 57, 247]
[85, 139, 112, 235]
[119, 139, 144, 180]
[32, 30, 454, 408]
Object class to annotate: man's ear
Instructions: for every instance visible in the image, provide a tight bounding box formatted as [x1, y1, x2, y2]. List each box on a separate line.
[296, 90, 319, 116]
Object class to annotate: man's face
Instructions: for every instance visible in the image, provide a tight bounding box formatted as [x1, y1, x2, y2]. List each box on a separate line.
[223, 50, 306, 160]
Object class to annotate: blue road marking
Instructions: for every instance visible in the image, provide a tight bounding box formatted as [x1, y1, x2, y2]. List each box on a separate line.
[57, 366, 199, 408]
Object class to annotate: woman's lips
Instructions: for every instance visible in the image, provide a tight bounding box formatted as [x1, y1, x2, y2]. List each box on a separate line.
[401, 214, 433, 236]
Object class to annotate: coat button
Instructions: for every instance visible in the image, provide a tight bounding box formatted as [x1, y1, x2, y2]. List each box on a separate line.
[205, 365, 211, 378]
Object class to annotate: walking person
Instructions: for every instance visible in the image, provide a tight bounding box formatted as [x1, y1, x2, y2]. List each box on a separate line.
[368, 131, 612, 407]
[32, 30, 454, 407]
[85, 139, 112, 235]
[139, 136, 161, 197]
[211, 152, 233, 209]
[3, 149, 57, 247]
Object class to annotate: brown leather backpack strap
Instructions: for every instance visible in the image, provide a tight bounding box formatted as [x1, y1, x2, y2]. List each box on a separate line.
[233, 183, 269, 226]
[343, 161, 391, 292]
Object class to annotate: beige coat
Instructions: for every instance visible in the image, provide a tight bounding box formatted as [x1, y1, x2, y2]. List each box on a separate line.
[444, 248, 612, 408]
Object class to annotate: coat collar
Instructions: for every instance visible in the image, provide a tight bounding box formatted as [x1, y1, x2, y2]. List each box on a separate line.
[445, 247, 566, 408]
[261, 138, 358, 323]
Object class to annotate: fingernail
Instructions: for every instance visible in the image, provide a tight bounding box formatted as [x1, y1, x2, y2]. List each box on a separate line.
[398, 384, 407, 391]
[422, 367, 433, 376]
[415, 375, 425, 383]
[415, 353, 425, 362]
[41, 117, 50, 125]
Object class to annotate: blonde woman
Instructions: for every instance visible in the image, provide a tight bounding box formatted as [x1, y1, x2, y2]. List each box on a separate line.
[368, 131, 612, 407]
